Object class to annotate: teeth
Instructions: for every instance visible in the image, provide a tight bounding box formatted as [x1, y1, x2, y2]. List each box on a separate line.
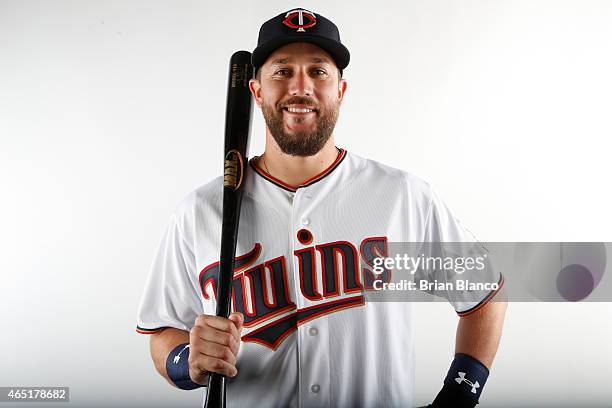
[287, 107, 313, 113]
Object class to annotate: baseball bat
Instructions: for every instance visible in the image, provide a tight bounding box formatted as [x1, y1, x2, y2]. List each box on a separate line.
[204, 50, 253, 408]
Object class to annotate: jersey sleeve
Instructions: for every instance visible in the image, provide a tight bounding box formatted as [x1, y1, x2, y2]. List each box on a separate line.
[419, 186, 504, 316]
[136, 212, 203, 334]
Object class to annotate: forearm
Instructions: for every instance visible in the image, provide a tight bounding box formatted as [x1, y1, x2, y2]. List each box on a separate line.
[150, 327, 190, 387]
[455, 299, 508, 368]
[427, 299, 507, 407]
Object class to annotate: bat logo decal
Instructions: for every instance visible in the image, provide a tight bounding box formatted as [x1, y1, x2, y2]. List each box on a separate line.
[224, 149, 244, 190]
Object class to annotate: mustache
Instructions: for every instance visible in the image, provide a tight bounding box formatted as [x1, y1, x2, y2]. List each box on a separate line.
[279, 96, 319, 110]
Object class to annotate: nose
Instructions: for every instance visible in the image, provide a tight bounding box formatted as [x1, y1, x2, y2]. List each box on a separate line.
[288, 69, 314, 96]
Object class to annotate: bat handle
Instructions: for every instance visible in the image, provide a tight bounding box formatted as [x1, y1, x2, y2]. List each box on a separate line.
[204, 373, 226, 408]
[204, 193, 240, 408]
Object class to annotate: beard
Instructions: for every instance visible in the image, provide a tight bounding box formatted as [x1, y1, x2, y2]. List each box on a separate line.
[261, 96, 340, 157]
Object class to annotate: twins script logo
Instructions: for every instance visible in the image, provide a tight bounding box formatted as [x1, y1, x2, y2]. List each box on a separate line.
[199, 233, 391, 350]
[283, 9, 316, 32]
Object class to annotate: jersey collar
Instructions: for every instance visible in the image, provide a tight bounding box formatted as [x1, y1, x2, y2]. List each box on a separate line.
[249, 148, 347, 193]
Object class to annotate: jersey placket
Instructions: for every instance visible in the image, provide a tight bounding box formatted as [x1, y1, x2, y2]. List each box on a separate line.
[291, 186, 332, 408]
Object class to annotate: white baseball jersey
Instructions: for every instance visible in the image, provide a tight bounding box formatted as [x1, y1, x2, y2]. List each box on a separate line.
[136, 148, 502, 408]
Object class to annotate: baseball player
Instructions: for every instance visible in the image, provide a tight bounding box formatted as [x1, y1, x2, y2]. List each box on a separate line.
[137, 8, 507, 408]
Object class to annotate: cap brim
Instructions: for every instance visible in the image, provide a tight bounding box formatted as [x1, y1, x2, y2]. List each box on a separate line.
[252, 34, 350, 71]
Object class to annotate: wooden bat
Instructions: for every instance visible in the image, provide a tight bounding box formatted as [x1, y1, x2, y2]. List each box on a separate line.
[204, 50, 253, 408]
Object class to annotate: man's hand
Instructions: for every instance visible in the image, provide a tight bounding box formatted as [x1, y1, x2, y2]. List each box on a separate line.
[188, 312, 244, 385]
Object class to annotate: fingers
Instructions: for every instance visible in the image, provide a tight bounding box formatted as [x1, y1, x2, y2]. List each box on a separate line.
[188, 313, 244, 379]
[228, 312, 244, 354]
[196, 314, 242, 340]
[228, 312, 244, 331]
[189, 353, 237, 380]
[191, 337, 237, 367]
[192, 322, 240, 354]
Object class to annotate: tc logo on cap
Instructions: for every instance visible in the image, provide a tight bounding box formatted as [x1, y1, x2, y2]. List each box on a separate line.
[283, 9, 316, 32]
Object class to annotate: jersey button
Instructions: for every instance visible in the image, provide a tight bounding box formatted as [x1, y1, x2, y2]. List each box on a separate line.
[301, 218, 310, 226]
[310, 384, 320, 394]
[308, 327, 318, 336]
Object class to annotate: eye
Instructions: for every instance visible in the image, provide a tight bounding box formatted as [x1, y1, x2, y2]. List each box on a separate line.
[274, 69, 290, 76]
[313, 68, 327, 76]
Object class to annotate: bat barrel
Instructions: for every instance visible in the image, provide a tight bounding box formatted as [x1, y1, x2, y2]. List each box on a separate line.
[204, 50, 253, 408]
[216, 49, 253, 319]
[224, 50, 253, 163]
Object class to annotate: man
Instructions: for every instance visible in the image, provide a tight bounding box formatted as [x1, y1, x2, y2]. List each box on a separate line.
[137, 8, 507, 408]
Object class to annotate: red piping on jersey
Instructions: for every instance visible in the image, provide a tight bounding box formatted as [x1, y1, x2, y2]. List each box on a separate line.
[250, 148, 347, 192]
[456, 274, 505, 317]
[136, 326, 165, 334]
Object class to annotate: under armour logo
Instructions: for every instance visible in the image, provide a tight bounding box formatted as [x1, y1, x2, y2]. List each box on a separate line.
[455, 371, 480, 394]
[283, 9, 316, 32]
[173, 344, 190, 364]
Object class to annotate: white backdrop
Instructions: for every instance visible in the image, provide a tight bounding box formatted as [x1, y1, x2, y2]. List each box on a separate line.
[1, 1, 611, 407]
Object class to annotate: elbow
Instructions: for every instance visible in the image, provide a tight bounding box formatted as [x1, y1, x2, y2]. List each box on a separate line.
[148, 327, 190, 388]
[149, 330, 171, 381]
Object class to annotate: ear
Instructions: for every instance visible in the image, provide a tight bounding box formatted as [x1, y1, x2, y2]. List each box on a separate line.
[337, 78, 348, 104]
[249, 78, 263, 107]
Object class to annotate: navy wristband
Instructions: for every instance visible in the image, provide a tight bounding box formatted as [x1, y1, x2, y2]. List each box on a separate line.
[431, 353, 490, 408]
[166, 343, 202, 390]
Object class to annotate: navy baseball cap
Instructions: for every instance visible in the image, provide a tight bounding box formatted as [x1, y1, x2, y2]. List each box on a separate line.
[252, 8, 350, 74]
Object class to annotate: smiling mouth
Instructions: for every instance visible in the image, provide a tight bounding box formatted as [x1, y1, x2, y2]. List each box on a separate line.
[282, 106, 317, 114]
